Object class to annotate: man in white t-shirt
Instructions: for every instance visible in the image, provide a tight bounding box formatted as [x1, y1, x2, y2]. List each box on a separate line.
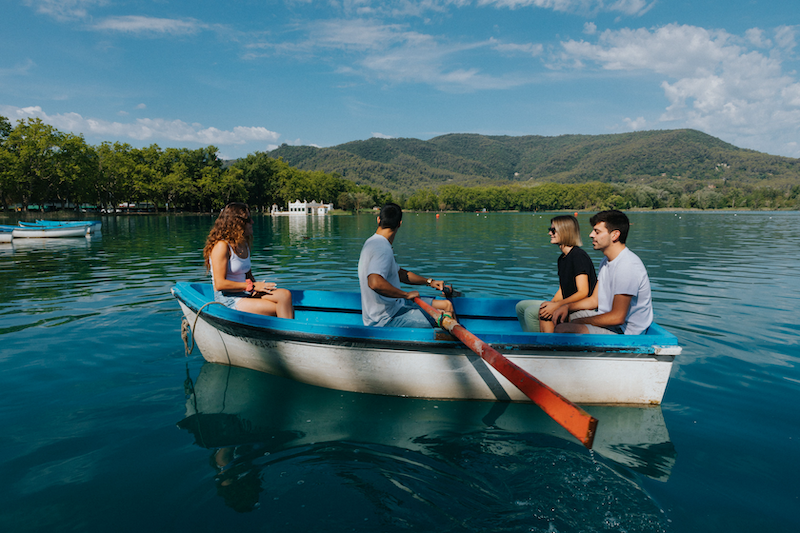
[358, 203, 455, 327]
[552, 210, 653, 335]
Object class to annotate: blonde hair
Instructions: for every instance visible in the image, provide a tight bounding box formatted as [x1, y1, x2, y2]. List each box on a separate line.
[551, 215, 582, 247]
[202, 202, 253, 271]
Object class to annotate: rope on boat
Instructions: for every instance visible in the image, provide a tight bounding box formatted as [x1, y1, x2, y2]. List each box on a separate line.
[182, 301, 226, 357]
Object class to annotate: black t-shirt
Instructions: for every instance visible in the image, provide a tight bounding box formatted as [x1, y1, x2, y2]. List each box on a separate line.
[557, 246, 597, 299]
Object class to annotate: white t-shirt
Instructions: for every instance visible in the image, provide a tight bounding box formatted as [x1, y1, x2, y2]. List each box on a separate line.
[596, 247, 653, 335]
[358, 233, 404, 326]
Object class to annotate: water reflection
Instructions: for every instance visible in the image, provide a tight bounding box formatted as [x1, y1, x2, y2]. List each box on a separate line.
[5, 235, 97, 252]
[178, 363, 675, 528]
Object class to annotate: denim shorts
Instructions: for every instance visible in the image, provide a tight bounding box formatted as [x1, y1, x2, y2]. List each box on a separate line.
[214, 290, 250, 310]
[386, 298, 437, 328]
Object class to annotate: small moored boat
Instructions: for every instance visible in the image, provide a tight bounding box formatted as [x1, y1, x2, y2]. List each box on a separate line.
[12, 223, 91, 238]
[173, 282, 680, 405]
[0, 226, 14, 243]
[19, 219, 101, 234]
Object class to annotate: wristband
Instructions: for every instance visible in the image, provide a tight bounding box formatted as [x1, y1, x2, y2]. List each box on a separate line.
[426, 278, 432, 286]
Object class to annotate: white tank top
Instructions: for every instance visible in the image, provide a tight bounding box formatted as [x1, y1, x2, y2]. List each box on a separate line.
[210, 243, 251, 287]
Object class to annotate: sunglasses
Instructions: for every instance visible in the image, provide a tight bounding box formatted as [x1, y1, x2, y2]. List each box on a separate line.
[548, 227, 557, 234]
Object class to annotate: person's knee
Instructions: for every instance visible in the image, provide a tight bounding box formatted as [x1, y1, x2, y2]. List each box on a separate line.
[555, 322, 587, 334]
[434, 299, 454, 313]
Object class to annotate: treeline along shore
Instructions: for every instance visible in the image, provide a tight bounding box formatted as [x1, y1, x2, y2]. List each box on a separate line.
[2, 115, 799, 213]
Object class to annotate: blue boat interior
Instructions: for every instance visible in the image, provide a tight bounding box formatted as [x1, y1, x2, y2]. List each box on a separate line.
[173, 282, 680, 353]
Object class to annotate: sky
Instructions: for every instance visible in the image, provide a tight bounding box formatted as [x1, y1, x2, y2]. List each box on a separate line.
[1, 0, 799, 160]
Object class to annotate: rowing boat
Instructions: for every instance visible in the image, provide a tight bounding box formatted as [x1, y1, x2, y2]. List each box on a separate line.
[11, 224, 91, 238]
[173, 282, 680, 405]
[0, 226, 13, 243]
[18, 219, 101, 234]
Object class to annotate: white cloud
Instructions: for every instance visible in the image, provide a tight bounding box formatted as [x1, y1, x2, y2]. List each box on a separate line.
[745, 28, 771, 48]
[584, 22, 597, 35]
[0, 58, 36, 77]
[371, 132, 395, 138]
[560, 23, 800, 156]
[623, 116, 646, 130]
[0, 105, 281, 146]
[774, 25, 797, 53]
[23, 0, 107, 22]
[136, 103, 147, 110]
[92, 16, 206, 35]
[475, 0, 654, 16]
[491, 39, 544, 56]
[248, 18, 534, 91]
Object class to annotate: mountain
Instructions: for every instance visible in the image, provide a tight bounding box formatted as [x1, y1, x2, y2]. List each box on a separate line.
[267, 130, 800, 195]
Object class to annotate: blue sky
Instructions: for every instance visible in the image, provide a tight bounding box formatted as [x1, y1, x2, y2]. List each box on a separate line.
[2, 0, 799, 160]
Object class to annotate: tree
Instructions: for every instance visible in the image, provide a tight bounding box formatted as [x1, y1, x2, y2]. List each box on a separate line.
[3, 118, 65, 209]
[0, 116, 12, 209]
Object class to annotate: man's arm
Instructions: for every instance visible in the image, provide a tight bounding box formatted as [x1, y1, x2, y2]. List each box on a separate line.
[571, 294, 632, 327]
[368, 273, 418, 300]
[551, 283, 599, 324]
[398, 268, 448, 291]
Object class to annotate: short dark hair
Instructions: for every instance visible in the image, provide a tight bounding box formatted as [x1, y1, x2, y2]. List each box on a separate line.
[378, 203, 403, 229]
[590, 210, 630, 244]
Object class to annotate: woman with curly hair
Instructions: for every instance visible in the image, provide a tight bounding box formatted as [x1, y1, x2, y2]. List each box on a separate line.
[203, 202, 294, 318]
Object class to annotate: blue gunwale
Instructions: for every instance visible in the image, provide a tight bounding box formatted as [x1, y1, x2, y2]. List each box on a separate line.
[172, 282, 680, 355]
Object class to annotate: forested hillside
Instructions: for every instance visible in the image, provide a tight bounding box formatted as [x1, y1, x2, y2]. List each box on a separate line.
[268, 130, 800, 195]
[3, 114, 798, 213]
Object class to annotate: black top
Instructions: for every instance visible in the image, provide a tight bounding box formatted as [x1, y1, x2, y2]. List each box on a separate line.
[557, 246, 597, 299]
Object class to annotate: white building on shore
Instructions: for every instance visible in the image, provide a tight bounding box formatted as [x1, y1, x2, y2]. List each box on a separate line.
[272, 200, 334, 216]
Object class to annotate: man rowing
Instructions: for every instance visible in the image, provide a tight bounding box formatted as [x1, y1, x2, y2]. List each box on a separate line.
[358, 203, 455, 327]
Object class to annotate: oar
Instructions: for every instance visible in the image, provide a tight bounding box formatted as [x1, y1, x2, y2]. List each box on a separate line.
[414, 296, 598, 449]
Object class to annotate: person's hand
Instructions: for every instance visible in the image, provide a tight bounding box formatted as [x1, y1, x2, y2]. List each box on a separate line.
[429, 279, 445, 291]
[538, 300, 559, 320]
[405, 290, 420, 300]
[551, 305, 569, 325]
[254, 281, 277, 293]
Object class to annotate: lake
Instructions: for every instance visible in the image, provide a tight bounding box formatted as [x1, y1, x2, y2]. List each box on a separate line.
[0, 211, 798, 532]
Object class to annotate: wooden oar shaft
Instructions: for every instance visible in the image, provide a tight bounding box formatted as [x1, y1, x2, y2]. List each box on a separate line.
[414, 297, 597, 449]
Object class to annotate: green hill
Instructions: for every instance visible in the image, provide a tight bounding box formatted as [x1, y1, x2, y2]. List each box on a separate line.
[268, 130, 800, 195]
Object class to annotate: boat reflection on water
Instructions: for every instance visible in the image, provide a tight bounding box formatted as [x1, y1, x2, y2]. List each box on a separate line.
[178, 363, 676, 528]
[7, 235, 98, 252]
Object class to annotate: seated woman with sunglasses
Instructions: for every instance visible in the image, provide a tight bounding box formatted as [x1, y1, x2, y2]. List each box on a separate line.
[202, 202, 294, 318]
[516, 215, 596, 332]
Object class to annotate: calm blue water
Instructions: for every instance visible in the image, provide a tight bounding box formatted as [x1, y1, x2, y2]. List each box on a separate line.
[0, 211, 798, 532]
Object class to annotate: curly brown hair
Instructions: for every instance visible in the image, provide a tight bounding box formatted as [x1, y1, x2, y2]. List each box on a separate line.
[203, 202, 254, 272]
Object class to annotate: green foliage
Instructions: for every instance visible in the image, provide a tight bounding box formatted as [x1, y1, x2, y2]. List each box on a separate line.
[2, 115, 798, 213]
[268, 130, 800, 203]
[0, 117, 354, 212]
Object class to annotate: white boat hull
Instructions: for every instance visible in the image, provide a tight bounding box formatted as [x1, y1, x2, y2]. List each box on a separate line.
[12, 226, 90, 238]
[179, 301, 673, 405]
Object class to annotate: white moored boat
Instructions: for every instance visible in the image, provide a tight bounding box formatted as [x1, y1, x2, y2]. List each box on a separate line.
[12, 224, 91, 238]
[173, 282, 680, 406]
[17, 219, 101, 235]
[0, 226, 14, 243]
